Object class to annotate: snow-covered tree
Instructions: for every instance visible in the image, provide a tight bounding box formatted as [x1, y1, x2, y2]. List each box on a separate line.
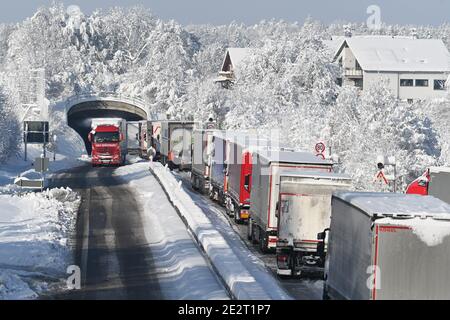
[0, 86, 20, 163]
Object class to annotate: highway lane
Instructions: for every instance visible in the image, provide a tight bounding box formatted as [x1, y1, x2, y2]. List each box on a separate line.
[49, 164, 229, 300]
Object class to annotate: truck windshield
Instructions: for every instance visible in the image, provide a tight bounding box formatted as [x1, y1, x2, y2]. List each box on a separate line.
[94, 132, 120, 143]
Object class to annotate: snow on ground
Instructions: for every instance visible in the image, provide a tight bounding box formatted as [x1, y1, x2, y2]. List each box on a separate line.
[145, 161, 292, 300]
[0, 105, 85, 299]
[0, 188, 80, 299]
[114, 160, 229, 300]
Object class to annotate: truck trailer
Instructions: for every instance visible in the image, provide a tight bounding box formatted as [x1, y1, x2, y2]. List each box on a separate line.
[160, 120, 198, 170]
[248, 150, 334, 253]
[208, 131, 228, 205]
[225, 135, 290, 224]
[324, 192, 450, 300]
[191, 128, 218, 194]
[406, 167, 450, 204]
[89, 118, 127, 166]
[276, 171, 352, 277]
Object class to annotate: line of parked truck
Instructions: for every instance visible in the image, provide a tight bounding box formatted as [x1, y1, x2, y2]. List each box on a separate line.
[91, 117, 450, 300]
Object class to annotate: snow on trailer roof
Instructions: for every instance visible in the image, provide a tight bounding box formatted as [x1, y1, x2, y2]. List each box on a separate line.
[258, 150, 333, 166]
[335, 36, 450, 72]
[333, 192, 450, 219]
[429, 166, 450, 174]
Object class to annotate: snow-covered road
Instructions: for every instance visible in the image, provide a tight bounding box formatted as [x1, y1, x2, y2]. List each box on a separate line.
[49, 160, 229, 299]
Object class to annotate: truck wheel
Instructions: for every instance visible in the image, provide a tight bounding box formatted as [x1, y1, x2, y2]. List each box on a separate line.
[251, 222, 258, 244]
[322, 283, 330, 300]
[259, 229, 269, 253]
[247, 224, 252, 241]
[234, 211, 242, 224]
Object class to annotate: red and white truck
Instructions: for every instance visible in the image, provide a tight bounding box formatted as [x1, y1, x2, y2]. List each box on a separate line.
[406, 167, 450, 204]
[248, 150, 334, 253]
[89, 118, 127, 167]
[225, 135, 288, 224]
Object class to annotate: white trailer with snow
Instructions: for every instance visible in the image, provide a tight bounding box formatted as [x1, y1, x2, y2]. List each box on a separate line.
[324, 192, 450, 300]
[276, 171, 352, 276]
[248, 150, 334, 253]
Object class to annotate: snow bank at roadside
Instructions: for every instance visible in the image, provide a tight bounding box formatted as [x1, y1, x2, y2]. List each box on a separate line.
[114, 160, 229, 300]
[148, 162, 292, 300]
[0, 188, 80, 299]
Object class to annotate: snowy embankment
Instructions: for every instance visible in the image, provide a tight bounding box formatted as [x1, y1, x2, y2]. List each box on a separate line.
[0, 188, 80, 299]
[148, 162, 292, 300]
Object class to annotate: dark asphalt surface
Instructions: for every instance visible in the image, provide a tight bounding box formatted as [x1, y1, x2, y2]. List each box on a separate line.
[49, 164, 162, 299]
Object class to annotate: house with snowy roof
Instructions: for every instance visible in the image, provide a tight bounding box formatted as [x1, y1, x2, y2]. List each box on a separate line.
[215, 48, 255, 86]
[333, 36, 450, 101]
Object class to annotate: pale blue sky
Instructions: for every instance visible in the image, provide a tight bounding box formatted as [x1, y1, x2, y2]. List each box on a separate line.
[2, 0, 450, 26]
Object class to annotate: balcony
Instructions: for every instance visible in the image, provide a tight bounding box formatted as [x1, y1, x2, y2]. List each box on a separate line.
[344, 68, 363, 78]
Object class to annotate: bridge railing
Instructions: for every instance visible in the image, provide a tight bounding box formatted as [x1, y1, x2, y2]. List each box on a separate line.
[65, 92, 148, 111]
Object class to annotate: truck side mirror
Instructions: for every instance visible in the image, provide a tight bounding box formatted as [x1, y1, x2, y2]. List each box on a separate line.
[275, 202, 279, 218]
[318, 228, 330, 240]
[244, 174, 250, 191]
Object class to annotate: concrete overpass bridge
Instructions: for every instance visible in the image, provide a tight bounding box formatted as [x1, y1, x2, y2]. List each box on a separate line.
[65, 93, 149, 154]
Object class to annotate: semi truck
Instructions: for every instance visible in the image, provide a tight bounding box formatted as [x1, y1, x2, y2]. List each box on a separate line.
[160, 120, 198, 170]
[248, 150, 334, 253]
[89, 118, 127, 166]
[275, 171, 352, 277]
[324, 192, 450, 300]
[191, 128, 218, 194]
[209, 131, 228, 205]
[406, 167, 450, 203]
[225, 135, 290, 224]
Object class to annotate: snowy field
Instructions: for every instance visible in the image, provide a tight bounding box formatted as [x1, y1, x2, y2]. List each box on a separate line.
[0, 188, 80, 299]
[0, 126, 85, 299]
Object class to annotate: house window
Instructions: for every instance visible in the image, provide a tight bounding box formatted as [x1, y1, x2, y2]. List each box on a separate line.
[354, 78, 363, 88]
[434, 80, 446, 90]
[400, 79, 413, 87]
[415, 79, 429, 87]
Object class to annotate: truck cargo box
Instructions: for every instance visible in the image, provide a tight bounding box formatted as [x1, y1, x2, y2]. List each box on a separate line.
[160, 120, 199, 170]
[191, 128, 218, 194]
[276, 171, 352, 276]
[208, 131, 229, 204]
[325, 192, 450, 300]
[249, 150, 334, 252]
[226, 135, 292, 222]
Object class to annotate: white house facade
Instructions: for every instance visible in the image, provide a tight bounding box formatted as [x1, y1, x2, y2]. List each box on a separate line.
[333, 36, 450, 101]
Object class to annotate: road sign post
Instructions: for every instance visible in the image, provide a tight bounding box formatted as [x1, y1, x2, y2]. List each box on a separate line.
[23, 121, 49, 161]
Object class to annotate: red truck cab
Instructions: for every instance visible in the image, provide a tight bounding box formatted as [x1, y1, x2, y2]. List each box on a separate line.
[89, 119, 127, 166]
[405, 171, 430, 195]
